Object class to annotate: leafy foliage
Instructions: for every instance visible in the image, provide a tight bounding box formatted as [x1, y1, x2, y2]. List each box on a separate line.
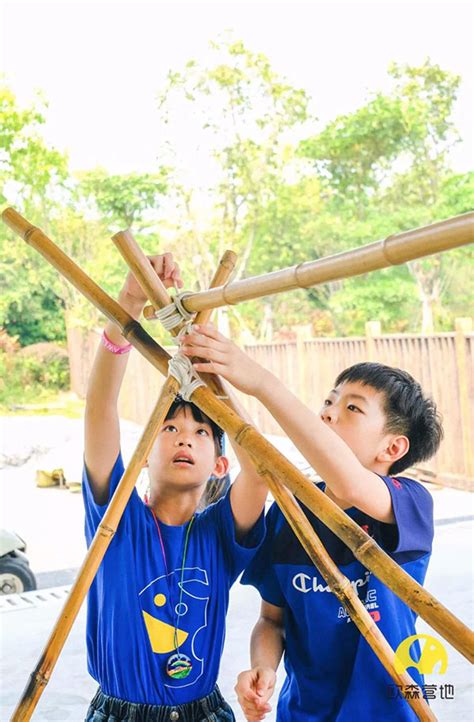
[78, 168, 169, 229]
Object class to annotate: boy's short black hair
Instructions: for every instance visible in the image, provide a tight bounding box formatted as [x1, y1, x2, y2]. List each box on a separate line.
[165, 395, 225, 456]
[334, 362, 443, 475]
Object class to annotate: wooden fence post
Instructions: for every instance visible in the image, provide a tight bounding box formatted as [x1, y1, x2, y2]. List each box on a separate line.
[295, 324, 312, 403]
[454, 317, 473, 479]
[365, 320, 381, 361]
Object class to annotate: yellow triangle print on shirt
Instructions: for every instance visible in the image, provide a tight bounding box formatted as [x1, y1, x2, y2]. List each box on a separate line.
[142, 611, 189, 653]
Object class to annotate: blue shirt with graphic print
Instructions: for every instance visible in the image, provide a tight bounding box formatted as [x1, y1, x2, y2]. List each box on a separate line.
[242, 475, 434, 722]
[83, 453, 265, 705]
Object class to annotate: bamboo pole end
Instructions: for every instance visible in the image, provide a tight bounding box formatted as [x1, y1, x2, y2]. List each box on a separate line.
[111, 229, 132, 244]
[2, 207, 35, 241]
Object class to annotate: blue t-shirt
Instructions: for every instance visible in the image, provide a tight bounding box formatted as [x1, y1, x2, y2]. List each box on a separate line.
[83, 453, 265, 705]
[242, 475, 434, 722]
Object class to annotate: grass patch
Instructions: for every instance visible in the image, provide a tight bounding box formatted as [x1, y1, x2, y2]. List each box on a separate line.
[0, 390, 85, 418]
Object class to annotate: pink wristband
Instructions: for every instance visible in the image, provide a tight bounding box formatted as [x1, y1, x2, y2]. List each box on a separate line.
[102, 330, 132, 355]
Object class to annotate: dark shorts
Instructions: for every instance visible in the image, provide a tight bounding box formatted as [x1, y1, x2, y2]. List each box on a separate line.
[85, 686, 236, 722]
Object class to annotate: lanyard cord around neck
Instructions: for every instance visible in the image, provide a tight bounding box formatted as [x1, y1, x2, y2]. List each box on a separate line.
[150, 507, 195, 654]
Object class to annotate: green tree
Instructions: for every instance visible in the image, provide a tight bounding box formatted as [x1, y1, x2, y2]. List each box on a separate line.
[158, 36, 313, 336]
[78, 167, 170, 230]
[0, 85, 69, 344]
[299, 60, 467, 333]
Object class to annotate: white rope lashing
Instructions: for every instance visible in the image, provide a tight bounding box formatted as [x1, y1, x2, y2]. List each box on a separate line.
[167, 353, 205, 401]
[153, 292, 194, 331]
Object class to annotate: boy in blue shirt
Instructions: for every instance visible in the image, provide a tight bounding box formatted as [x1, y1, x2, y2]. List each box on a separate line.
[181, 323, 443, 722]
[83, 254, 268, 722]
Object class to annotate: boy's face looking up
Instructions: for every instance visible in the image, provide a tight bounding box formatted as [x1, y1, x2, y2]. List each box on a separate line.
[147, 406, 228, 492]
[320, 380, 407, 473]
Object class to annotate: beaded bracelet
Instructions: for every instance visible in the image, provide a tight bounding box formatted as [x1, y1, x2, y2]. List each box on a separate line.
[102, 330, 132, 355]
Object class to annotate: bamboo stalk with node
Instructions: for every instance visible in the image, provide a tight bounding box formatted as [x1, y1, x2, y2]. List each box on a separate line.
[142, 211, 474, 318]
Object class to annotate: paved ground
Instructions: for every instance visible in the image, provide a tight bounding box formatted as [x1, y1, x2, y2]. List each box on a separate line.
[1, 416, 473, 721]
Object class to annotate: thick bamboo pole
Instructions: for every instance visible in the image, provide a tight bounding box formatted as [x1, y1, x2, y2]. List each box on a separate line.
[262, 474, 436, 721]
[8, 238, 237, 721]
[113, 229, 175, 311]
[141, 212, 473, 316]
[3, 208, 473, 664]
[190, 388, 474, 662]
[10, 379, 179, 722]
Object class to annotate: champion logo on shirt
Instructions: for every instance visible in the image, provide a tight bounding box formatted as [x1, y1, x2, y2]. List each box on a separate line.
[391, 477, 402, 489]
[292, 569, 370, 594]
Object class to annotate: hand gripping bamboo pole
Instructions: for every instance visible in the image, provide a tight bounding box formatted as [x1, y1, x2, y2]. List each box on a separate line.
[3, 209, 473, 658]
[6, 228, 237, 720]
[112, 229, 236, 401]
[111, 231, 434, 719]
[141, 212, 473, 317]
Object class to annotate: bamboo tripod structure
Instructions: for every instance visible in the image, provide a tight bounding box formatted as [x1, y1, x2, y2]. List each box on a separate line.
[111, 231, 437, 722]
[3, 207, 473, 720]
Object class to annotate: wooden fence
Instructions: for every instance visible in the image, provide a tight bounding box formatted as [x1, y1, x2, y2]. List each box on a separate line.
[68, 319, 474, 490]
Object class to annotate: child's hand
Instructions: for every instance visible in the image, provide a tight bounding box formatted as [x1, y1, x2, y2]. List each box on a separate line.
[234, 667, 275, 721]
[120, 252, 183, 307]
[180, 324, 266, 396]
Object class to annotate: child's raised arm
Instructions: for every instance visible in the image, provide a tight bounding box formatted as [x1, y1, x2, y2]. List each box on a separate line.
[84, 254, 182, 503]
[222, 385, 269, 540]
[181, 325, 398, 523]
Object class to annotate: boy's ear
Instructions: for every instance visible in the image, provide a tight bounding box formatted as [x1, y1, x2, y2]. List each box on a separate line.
[213, 455, 230, 478]
[378, 435, 409, 466]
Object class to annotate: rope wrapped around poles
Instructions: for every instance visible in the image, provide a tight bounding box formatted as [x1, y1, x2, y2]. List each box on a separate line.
[167, 353, 205, 401]
[153, 292, 195, 330]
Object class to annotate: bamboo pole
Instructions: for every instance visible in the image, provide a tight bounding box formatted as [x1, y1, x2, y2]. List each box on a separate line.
[7, 235, 237, 721]
[113, 229, 175, 311]
[140, 212, 473, 316]
[3, 208, 473, 663]
[190, 387, 474, 662]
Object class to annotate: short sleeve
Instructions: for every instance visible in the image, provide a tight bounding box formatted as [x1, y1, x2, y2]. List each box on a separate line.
[82, 452, 141, 545]
[378, 475, 434, 558]
[199, 487, 266, 584]
[241, 504, 285, 608]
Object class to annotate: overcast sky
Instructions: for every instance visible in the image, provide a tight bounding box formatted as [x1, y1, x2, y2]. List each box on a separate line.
[2, 0, 473, 178]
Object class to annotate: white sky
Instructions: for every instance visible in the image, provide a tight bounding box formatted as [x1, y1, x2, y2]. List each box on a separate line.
[1, 0, 473, 178]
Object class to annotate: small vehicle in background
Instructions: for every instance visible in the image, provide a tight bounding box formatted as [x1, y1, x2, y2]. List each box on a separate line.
[0, 529, 37, 594]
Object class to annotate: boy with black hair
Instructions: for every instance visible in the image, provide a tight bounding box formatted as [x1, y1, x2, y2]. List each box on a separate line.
[83, 255, 268, 722]
[181, 325, 443, 722]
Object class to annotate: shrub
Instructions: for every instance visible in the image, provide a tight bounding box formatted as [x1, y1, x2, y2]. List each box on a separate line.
[0, 341, 70, 408]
